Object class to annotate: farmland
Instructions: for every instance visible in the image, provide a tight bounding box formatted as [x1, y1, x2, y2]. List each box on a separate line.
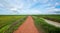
[33, 15, 60, 33]
[0, 15, 60, 33]
[34, 15, 60, 23]
[0, 15, 26, 33]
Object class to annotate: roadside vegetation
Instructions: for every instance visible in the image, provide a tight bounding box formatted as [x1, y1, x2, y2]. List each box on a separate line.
[33, 15, 60, 33]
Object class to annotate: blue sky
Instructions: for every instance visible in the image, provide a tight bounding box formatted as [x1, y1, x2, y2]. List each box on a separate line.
[0, 0, 60, 15]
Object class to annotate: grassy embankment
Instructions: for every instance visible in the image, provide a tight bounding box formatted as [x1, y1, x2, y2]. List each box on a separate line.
[0, 15, 27, 33]
[33, 15, 60, 33]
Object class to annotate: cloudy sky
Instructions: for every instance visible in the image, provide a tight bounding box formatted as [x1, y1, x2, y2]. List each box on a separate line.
[0, 0, 60, 15]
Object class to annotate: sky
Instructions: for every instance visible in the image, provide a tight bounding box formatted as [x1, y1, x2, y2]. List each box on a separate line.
[0, 0, 60, 15]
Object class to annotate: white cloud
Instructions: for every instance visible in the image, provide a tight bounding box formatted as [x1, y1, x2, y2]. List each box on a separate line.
[33, 0, 37, 2]
[0, 3, 4, 7]
[39, 0, 49, 3]
[55, 2, 60, 6]
[53, 8, 60, 11]
[14, 9, 42, 15]
[55, 2, 59, 5]
[30, 9, 41, 14]
[46, 7, 60, 13]
[8, 2, 25, 11]
[0, 0, 60, 14]
[10, 7, 18, 11]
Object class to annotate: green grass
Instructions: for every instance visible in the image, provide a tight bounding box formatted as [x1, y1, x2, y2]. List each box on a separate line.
[33, 16, 60, 33]
[0, 15, 27, 33]
[34, 15, 60, 23]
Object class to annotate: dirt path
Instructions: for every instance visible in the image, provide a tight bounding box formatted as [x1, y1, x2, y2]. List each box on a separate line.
[44, 19, 60, 27]
[13, 16, 39, 33]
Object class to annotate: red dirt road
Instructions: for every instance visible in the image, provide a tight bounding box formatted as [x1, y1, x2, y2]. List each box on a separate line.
[13, 16, 39, 33]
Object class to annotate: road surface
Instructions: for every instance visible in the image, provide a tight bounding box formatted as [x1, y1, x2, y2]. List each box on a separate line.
[13, 16, 39, 33]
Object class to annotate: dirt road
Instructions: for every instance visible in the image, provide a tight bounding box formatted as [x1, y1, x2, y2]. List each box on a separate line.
[44, 19, 60, 27]
[13, 16, 39, 33]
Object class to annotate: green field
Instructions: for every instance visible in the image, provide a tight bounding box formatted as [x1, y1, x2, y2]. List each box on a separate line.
[0, 15, 26, 33]
[33, 15, 60, 33]
[34, 15, 60, 23]
[0, 15, 60, 33]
